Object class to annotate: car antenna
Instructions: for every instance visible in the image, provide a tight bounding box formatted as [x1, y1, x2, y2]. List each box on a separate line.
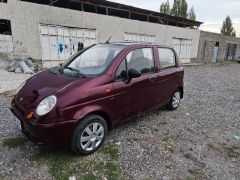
[106, 19, 124, 44]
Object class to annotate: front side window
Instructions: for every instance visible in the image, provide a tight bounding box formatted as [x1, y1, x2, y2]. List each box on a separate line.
[158, 48, 176, 69]
[62, 44, 126, 76]
[116, 59, 127, 80]
[115, 47, 155, 80]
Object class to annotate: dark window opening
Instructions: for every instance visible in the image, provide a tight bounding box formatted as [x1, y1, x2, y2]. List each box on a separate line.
[0, 19, 12, 35]
[68, 2, 82, 10]
[97, 6, 107, 15]
[83, 3, 96, 13]
[215, 42, 219, 47]
[0, 0, 7, 3]
[131, 13, 147, 21]
[110, 9, 129, 19]
[149, 16, 162, 24]
[22, 0, 49, 5]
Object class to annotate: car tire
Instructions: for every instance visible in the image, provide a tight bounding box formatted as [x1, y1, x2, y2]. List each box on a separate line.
[70, 114, 108, 155]
[167, 89, 181, 110]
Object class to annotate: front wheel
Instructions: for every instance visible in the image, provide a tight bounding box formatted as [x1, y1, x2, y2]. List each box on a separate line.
[167, 90, 181, 110]
[70, 115, 108, 155]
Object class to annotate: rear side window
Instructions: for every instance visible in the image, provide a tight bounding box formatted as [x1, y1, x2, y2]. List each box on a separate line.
[126, 48, 155, 74]
[158, 48, 176, 69]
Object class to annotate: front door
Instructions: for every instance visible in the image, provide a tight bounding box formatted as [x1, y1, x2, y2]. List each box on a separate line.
[112, 46, 158, 122]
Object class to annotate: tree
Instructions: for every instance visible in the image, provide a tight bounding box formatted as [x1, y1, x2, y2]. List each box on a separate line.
[170, 0, 188, 18]
[160, 0, 170, 14]
[221, 16, 236, 37]
[170, 0, 179, 16]
[180, 0, 188, 18]
[188, 6, 196, 21]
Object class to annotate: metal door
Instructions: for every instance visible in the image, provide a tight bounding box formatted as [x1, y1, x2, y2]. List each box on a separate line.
[39, 24, 97, 62]
[172, 38, 192, 64]
[0, 34, 13, 54]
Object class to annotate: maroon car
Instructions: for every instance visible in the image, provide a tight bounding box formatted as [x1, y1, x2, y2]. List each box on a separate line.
[10, 42, 184, 155]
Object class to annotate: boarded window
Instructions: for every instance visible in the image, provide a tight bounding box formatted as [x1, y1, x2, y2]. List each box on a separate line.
[124, 32, 155, 43]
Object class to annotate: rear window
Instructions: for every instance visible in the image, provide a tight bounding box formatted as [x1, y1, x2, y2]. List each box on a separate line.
[158, 48, 176, 69]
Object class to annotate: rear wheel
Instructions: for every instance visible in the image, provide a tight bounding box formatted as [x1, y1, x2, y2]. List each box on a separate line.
[71, 115, 108, 155]
[167, 89, 181, 110]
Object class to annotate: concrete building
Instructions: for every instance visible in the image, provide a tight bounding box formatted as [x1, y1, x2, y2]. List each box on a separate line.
[0, 0, 203, 67]
[197, 31, 240, 63]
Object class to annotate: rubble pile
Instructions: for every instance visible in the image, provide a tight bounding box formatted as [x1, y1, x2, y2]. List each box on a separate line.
[7, 57, 39, 74]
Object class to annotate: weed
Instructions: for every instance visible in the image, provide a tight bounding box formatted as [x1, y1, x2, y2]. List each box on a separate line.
[102, 144, 120, 161]
[30, 144, 123, 180]
[2, 136, 28, 148]
[226, 146, 240, 158]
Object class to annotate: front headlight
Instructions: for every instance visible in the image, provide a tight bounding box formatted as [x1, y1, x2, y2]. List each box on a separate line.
[15, 81, 26, 95]
[36, 95, 57, 116]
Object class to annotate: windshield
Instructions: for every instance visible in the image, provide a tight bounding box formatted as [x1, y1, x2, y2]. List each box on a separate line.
[62, 44, 126, 76]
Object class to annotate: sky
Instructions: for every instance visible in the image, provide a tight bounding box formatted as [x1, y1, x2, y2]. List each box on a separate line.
[110, 0, 240, 37]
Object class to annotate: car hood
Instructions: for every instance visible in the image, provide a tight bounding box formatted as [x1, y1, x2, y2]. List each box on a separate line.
[14, 69, 89, 109]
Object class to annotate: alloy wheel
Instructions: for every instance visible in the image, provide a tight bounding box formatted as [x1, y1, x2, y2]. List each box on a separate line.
[80, 123, 104, 151]
[172, 91, 181, 108]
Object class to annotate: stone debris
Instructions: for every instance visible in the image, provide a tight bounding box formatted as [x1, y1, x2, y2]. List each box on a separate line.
[7, 57, 39, 74]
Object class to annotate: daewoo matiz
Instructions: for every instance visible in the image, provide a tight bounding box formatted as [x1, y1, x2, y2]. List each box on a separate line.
[10, 42, 184, 155]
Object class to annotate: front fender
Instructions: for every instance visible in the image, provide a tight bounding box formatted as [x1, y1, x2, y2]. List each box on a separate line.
[59, 103, 114, 125]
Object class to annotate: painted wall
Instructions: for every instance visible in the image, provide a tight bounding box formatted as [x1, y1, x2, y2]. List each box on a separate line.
[0, 0, 200, 63]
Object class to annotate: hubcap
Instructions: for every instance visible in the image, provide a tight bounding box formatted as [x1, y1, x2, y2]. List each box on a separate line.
[80, 123, 104, 151]
[172, 91, 181, 108]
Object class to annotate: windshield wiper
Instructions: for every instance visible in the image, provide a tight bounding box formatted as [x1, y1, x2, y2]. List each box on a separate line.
[63, 67, 86, 78]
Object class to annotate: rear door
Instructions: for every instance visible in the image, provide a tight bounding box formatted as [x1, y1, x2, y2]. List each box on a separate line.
[155, 47, 181, 106]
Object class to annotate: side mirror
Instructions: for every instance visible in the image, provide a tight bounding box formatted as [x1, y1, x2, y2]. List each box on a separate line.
[128, 68, 141, 79]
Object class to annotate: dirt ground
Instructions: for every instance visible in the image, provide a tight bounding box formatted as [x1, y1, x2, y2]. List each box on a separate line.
[0, 63, 240, 180]
[0, 59, 30, 94]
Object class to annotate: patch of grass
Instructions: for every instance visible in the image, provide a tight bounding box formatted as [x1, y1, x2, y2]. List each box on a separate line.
[2, 136, 28, 148]
[30, 144, 123, 180]
[186, 169, 205, 180]
[102, 144, 120, 161]
[31, 150, 79, 180]
[226, 146, 240, 158]
[95, 161, 122, 180]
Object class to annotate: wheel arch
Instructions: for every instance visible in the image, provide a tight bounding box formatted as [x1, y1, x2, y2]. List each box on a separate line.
[178, 86, 184, 99]
[86, 111, 113, 131]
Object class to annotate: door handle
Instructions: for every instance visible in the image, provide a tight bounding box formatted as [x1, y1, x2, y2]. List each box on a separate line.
[149, 75, 157, 81]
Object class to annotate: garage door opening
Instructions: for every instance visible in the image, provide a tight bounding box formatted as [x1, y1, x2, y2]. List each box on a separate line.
[0, 19, 13, 54]
[225, 43, 237, 61]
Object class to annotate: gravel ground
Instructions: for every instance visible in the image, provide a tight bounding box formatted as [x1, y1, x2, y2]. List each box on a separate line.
[0, 63, 240, 179]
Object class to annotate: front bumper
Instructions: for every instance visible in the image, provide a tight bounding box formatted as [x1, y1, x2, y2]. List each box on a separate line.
[10, 107, 78, 146]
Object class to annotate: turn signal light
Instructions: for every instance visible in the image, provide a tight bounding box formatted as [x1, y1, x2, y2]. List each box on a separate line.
[105, 88, 112, 93]
[27, 112, 34, 119]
